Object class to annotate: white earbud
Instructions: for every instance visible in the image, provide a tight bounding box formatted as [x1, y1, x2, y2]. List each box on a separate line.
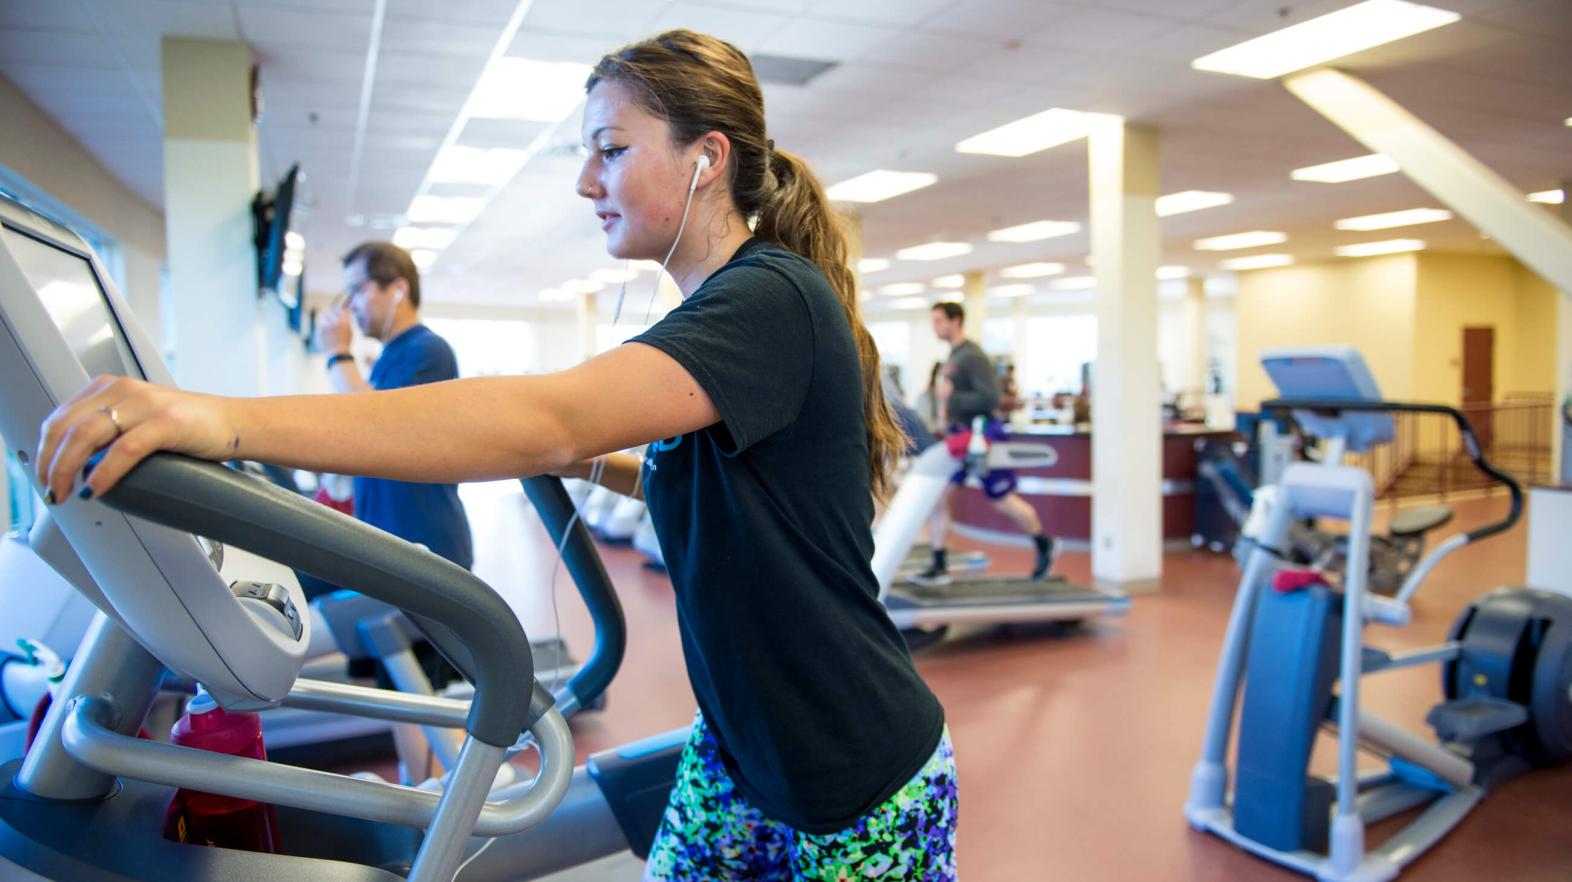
[690, 154, 710, 193]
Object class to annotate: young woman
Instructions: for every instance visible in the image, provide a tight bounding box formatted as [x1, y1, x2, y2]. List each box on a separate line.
[36, 29, 956, 880]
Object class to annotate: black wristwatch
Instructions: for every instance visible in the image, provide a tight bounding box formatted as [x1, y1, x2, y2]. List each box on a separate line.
[326, 352, 354, 370]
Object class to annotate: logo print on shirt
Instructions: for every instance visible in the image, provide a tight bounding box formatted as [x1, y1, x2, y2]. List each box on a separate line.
[644, 436, 682, 473]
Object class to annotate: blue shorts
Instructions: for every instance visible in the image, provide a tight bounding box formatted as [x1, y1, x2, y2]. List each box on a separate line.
[643, 713, 959, 881]
[945, 420, 1018, 500]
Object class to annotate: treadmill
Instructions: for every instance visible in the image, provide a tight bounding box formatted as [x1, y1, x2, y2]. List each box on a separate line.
[871, 438, 1130, 633]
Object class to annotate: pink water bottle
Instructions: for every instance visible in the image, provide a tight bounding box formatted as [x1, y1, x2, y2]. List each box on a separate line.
[161, 688, 282, 853]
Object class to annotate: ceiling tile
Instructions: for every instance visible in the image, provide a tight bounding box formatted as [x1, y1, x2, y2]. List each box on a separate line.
[919, 0, 1078, 41]
[521, 0, 664, 42]
[760, 16, 903, 60]
[803, 0, 953, 27]
[0, 29, 116, 69]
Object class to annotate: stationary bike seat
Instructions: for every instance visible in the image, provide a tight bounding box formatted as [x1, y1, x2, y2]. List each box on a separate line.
[1389, 504, 1453, 537]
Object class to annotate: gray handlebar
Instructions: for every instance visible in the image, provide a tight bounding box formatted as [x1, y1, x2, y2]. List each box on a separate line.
[99, 453, 540, 748]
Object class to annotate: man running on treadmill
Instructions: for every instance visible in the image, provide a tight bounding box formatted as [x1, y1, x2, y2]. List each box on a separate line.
[912, 301, 1057, 586]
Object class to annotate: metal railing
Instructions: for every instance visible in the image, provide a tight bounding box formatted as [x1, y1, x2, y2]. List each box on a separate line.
[1344, 394, 1555, 501]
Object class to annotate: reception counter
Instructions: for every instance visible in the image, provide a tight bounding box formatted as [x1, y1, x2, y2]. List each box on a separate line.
[949, 424, 1232, 545]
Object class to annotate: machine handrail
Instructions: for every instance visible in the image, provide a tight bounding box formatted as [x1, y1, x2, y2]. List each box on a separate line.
[61, 694, 574, 838]
[99, 453, 539, 748]
[1261, 398, 1524, 544]
[521, 476, 627, 717]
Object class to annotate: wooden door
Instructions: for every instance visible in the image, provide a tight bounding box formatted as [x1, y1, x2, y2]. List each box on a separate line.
[1462, 326, 1494, 452]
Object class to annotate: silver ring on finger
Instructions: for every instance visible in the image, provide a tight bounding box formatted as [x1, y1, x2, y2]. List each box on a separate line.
[100, 405, 124, 438]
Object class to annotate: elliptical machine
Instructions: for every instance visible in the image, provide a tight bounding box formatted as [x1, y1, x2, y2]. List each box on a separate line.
[1185, 347, 1572, 882]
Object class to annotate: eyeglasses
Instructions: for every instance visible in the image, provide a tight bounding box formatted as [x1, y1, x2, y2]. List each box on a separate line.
[345, 278, 376, 301]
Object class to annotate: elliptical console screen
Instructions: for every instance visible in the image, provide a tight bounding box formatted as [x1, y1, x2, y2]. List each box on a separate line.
[2, 226, 141, 380]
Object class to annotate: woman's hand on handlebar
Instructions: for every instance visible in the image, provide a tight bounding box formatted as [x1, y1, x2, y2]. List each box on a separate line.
[36, 375, 240, 504]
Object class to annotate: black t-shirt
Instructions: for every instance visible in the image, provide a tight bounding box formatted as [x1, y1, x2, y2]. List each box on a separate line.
[631, 238, 945, 833]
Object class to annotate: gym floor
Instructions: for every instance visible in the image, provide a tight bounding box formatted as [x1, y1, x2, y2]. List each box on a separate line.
[444, 484, 1572, 880]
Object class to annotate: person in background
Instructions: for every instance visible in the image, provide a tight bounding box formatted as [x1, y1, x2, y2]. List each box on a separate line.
[914, 301, 1058, 586]
[316, 241, 474, 580]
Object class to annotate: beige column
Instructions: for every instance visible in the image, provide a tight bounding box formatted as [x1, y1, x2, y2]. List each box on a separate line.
[1558, 183, 1572, 481]
[962, 270, 988, 330]
[1182, 275, 1208, 396]
[577, 291, 598, 363]
[162, 38, 263, 396]
[1088, 120, 1163, 592]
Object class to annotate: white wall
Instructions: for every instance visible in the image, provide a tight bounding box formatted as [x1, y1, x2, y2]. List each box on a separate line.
[0, 74, 165, 336]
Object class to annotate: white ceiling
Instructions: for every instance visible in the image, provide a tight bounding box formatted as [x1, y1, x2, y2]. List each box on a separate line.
[1, 0, 1569, 313]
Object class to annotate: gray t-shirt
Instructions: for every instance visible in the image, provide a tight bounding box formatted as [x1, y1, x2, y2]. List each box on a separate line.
[943, 338, 999, 427]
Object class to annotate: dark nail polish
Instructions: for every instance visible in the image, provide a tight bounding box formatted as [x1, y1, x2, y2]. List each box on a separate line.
[78, 486, 94, 500]
[43, 488, 55, 505]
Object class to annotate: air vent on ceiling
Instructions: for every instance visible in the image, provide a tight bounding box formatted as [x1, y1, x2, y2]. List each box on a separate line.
[750, 53, 838, 86]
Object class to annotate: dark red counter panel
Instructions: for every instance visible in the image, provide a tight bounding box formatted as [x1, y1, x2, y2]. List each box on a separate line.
[949, 429, 1228, 542]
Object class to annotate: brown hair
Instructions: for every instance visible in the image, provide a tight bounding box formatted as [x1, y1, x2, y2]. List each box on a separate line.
[342, 241, 421, 308]
[932, 301, 964, 324]
[588, 30, 906, 499]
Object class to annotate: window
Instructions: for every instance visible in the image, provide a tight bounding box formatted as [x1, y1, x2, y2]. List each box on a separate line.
[1017, 315, 1097, 397]
[867, 320, 911, 394]
[424, 318, 537, 377]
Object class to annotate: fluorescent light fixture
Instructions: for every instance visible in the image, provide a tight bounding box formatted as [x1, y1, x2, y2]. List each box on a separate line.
[466, 58, 593, 121]
[1191, 0, 1460, 80]
[986, 220, 1081, 242]
[393, 226, 459, 251]
[1193, 230, 1288, 251]
[428, 145, 530, 185]
[1335, 238, 1425, 257]
[890, 296, 930, 310]
[857, 258, 891, 273]
[1051, 276, 1097, 290]
[561, 278, 606, 294]
[284, 231, 305, 250]
[1156, 191, 1235, 217]
[825, 170, 937, 203]
[1220, 254, 1294, 270]
[1528, 189, 1565, 205]
[406, 195, 486, 225]
[1334, 207, 1453, 230]
[932, 274, 966, 288]
[896, 242, 972, 261]
[878, 282, 926, 297]
[1157, 266, 1192, 280]
[411, 249, 438, 270]
[1291, 154, 1399, 183]
[539, 288, 575, 302]
[1565, 117, 1572, 127]
[955, 108, 1112, 157]
[989, 284, 1035, 297]
[1000, 262, 1066, 279]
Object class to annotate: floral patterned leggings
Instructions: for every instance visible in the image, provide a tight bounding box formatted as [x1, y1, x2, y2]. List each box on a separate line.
[643, 714, 958, 881]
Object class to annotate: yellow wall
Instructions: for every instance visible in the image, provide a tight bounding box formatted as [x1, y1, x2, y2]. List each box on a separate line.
[1236, 252, 1561, 411]
[1412, 253, 1519, 406]
[0, 74, 165, 332]
[1512, 263, 1563, 396]
[1233, 254, 1417, 408]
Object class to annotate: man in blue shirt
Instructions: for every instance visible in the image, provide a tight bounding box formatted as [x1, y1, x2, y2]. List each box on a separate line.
[317, 241, 474, 573]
